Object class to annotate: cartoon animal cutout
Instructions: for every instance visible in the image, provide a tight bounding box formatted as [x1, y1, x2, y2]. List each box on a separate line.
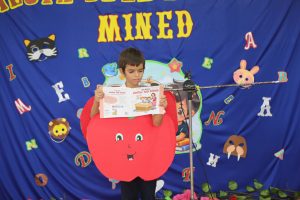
[102, 63, 118, 77]
[168, 79, 200, 152]
[34, 173, 48, 187]
[48, 118, 71, 142]
[223, 135, 247, 161]
[233, 60, 259, 88]
[24, 34, 58, 62]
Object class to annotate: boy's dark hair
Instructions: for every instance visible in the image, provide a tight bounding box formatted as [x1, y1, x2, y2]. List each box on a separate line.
[118, 47, 145, 72]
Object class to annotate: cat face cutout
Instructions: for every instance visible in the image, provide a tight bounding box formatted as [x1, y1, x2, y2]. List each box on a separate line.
[223, 135, 247, 161]
[24, 34, 58, 62]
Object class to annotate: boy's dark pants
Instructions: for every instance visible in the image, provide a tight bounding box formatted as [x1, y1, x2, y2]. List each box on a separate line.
[120, 177, 156, 200]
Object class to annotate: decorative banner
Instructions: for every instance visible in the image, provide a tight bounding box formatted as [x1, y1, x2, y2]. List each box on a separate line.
[1, 1, 300, 199]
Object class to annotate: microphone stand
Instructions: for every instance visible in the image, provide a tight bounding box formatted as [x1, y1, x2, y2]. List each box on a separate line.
[183, 77, 197, 200]
[162, 72, 286, 200]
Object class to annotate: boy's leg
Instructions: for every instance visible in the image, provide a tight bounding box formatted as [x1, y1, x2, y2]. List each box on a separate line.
[120, 178, 139, 200]
[140, 179, 157, 200]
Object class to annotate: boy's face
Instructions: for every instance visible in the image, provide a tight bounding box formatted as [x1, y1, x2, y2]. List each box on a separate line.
[122, 63, 144, 88]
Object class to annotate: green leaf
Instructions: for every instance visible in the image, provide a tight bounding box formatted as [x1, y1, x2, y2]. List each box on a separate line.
[228, 181, 238, 191]
[163, 190, 172, 197]
[278, 191, 287, 198]
[254, 179, 263, 190]
[219, 190, 228, 198]
[259, 197, 271, 200]
[260, 190, 270, 197]
[202, 183, 210, 193]
[208, 193, 217, 198]
[237, 196, 247, 200]
[246, 186, 255, 192]
[269, 186, 279, 194]
[295, 192, 300, 198]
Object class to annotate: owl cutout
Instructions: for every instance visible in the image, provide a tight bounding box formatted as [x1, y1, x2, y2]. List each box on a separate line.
[223, 135, 247, 161]
[233, 59, 259, 88]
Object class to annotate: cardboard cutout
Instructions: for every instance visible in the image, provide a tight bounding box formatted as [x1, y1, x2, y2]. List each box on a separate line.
[223, 135, 247, 161]
[80, 96, 95, 139]
[87, 114, 175, 181]
[80, 91, 177, 181]
[24, 34, 58, 62]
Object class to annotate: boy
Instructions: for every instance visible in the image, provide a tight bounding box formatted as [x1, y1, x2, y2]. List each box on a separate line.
[90, 47, 168, 200]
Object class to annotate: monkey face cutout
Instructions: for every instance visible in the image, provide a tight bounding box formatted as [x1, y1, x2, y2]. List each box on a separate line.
[48, 118, 71, 142]
[223, 135, 247, 161]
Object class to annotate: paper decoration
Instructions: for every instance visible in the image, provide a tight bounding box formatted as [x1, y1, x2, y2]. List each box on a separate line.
[48, 118, 71, 143]
[233, 60, 259, 88]
[87, 113, 176, 181]
[34, 173, 48, 187]
[24, 34, 57, 62]
[81, 91, 177, 181]
[223, 135, 247, 161]
[202, 57, 213, 70]
[274, 149, 284, 160]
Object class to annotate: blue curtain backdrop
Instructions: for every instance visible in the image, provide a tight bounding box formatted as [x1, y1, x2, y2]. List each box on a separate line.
[1, 0, 300, 199]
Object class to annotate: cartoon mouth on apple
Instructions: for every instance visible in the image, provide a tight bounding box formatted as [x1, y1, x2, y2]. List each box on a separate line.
[127, 154, 135, 160]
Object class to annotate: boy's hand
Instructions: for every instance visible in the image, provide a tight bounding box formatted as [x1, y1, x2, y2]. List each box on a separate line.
[94, 85, 104, 103]
[159, 94, 167, 109]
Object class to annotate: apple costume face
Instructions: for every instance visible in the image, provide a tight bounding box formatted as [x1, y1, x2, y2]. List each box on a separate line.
[80, 92, 177, 181]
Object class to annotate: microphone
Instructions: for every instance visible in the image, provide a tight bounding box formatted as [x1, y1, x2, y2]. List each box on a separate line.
[183, 71, 197, 100]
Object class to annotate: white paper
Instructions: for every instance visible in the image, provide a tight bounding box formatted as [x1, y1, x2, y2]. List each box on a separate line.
[99, 86, 164, 118]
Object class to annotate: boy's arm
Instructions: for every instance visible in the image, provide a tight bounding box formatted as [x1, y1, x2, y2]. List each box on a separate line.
[90, 85, 104, 118]
[152, 114, 164, 126]
[152, 93, 167, 126]
[90, 101, 99, 118]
